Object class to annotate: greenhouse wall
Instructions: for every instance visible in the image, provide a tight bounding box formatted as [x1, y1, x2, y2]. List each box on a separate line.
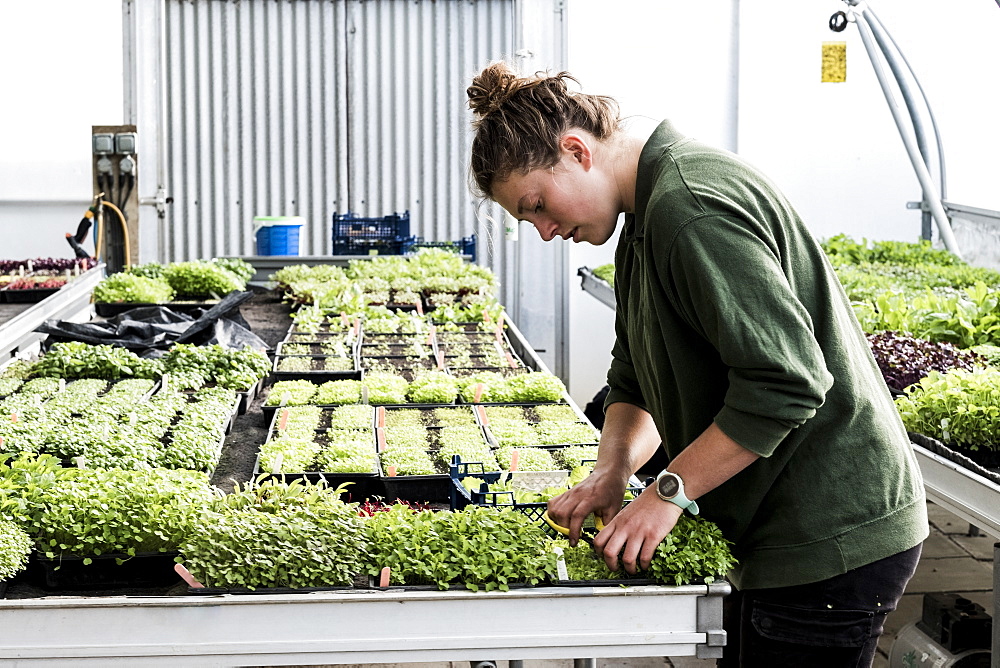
[128, 0, 570, 378]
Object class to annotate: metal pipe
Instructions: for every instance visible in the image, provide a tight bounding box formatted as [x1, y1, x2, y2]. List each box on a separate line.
[848, 4, 962, 257]
[865, 5, 948, 200]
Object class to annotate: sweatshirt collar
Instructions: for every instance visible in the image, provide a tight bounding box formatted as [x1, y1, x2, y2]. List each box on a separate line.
[627, 119, 687, 241]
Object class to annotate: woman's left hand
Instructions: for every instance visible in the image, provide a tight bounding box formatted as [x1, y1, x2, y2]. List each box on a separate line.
[591, 485, 684, 574]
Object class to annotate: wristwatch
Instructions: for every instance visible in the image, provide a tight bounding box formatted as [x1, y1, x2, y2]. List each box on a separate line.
[655, 470, 699, 515]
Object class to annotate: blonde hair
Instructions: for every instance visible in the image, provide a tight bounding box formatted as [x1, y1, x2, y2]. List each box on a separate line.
[467, 62, 622, 199]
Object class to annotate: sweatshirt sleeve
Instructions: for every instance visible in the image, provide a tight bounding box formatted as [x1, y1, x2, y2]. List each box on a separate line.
[605, 303, 648, 413]
[661, 215, 834, 457]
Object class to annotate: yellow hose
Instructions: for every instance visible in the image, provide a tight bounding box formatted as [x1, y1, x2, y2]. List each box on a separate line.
[101, 201, 132, 269]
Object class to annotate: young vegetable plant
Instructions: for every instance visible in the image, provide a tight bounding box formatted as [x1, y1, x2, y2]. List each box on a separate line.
[265, 380, 319, 406]
[177, 479, 366, 590]
[364, 504, 558, 591]
[0, 515, 32, 580]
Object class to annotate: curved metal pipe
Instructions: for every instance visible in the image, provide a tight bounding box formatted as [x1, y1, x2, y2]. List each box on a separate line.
[865, 5, 947, 199]
[847, 3, 961, 257]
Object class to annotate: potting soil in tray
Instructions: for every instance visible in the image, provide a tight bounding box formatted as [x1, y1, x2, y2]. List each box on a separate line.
[28, 551, 182, 590]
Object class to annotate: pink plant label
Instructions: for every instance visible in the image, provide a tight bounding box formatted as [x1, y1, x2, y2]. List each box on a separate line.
[473, 383, 484, 403]
[278, 409, 289, 430]
[174, 563, 205, 589]
[379, 566, 391, 587]
[376, 406, 386, 428]
[510, 450, 520, 472]
[387, 465, 397, 477]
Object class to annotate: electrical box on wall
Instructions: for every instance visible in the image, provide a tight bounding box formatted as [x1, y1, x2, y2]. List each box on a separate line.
[92, 125, 139, 273]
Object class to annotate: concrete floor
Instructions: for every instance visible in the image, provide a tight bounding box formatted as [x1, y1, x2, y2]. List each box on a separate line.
[308, 501, 994, 668]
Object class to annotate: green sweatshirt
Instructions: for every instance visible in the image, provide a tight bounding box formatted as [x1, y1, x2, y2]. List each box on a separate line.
[606, 120, 928, 590]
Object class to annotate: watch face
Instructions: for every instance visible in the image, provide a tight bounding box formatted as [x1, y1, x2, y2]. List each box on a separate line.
[657, 474, 680, 498]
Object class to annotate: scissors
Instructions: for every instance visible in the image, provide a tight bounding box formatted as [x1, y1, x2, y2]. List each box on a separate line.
[542, 510, 605, 546]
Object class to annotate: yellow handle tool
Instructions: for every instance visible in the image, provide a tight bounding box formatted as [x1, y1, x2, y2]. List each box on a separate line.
[542, 510, 605, 544]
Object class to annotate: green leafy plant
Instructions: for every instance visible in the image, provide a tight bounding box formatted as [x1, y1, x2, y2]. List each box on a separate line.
[31, 342, 163, 380]
[895, 369, 1000, 452]
[265, 380, 318, 406]
[92, 272, 175, 303]
[212, 257, 255, 283]
[162, 344, 270, 391]
[162, 260, 245, 298]
[646, 514, 737, 585]
[0, 514, 32, 580]
[314, 380, 362, 405]
[20, 468, 212, 560]
[364, 504, 558, 591]
[363, 372, 408, 404]
[178, 479, 366, 590]
[591, 263, 615, 287]
[407, 371, 458, 404]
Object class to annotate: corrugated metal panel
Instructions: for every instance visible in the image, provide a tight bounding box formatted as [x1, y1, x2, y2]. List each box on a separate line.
[160, 0, 517, 302]
[340, 0, 516, 309]
[164, 0, 349, 260]
[157, 0, 563, 370]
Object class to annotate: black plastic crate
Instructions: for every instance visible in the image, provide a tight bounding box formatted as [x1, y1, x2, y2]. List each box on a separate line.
[332, 211, 416, 255]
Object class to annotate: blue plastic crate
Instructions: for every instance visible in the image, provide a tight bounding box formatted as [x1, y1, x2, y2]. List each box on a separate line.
[331, 211, 413, 255]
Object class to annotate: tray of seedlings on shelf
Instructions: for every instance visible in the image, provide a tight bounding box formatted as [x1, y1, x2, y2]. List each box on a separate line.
[377, 405, 493, 503]
[270, 339, 362, 383]
[254, 404, 383, 499]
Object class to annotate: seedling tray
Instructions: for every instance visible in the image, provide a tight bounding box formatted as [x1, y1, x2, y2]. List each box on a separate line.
[381, 473, 452, 503]
[1, 286, 63, 303]
[271, 355, 361, 382]
[236, 379, 264, 415]
[28, 551, 181, 590]
[252, 453, 385, 499]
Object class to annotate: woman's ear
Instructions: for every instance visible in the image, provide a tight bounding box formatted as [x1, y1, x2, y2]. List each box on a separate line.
[561, 133, 593, 171]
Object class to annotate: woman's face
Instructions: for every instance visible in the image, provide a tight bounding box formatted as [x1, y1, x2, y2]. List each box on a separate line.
[492, 136, 620, 246]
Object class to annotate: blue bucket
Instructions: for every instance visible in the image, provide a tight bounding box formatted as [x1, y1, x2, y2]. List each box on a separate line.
[254, 216, 304, 255]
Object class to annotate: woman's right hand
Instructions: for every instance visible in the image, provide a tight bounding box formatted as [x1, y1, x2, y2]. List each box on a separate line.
[546, 468, 629, 547]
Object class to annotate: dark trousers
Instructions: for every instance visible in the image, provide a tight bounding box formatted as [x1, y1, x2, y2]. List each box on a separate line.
[718, 544, 922, 668]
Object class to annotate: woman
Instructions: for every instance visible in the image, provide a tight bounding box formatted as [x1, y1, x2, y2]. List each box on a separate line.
[467, 62, 927, 667]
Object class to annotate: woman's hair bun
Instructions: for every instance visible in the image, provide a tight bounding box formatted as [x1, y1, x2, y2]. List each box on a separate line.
[467, 61, 519, 118]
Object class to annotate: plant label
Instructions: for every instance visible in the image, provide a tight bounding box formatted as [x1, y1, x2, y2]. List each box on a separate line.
[379, 566, 391, 588]
[376, 428, 386, 452]
[387, 465, 397, 477]
[473, 383, 485, 403]
[509, 450, 520, 472]
[175, 563, 205, 589]
[475, 405, 488, 426]
[552, 546, 569, 581]
[279, 409, 289, 430]
[376, 406, 386, 428]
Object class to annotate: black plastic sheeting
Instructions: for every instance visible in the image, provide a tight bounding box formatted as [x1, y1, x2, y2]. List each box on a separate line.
[35, 291, 268, 356]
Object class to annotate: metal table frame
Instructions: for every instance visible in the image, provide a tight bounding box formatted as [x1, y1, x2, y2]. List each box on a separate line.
[0, 265, 105, 363]
[0, 583, 729, 666]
